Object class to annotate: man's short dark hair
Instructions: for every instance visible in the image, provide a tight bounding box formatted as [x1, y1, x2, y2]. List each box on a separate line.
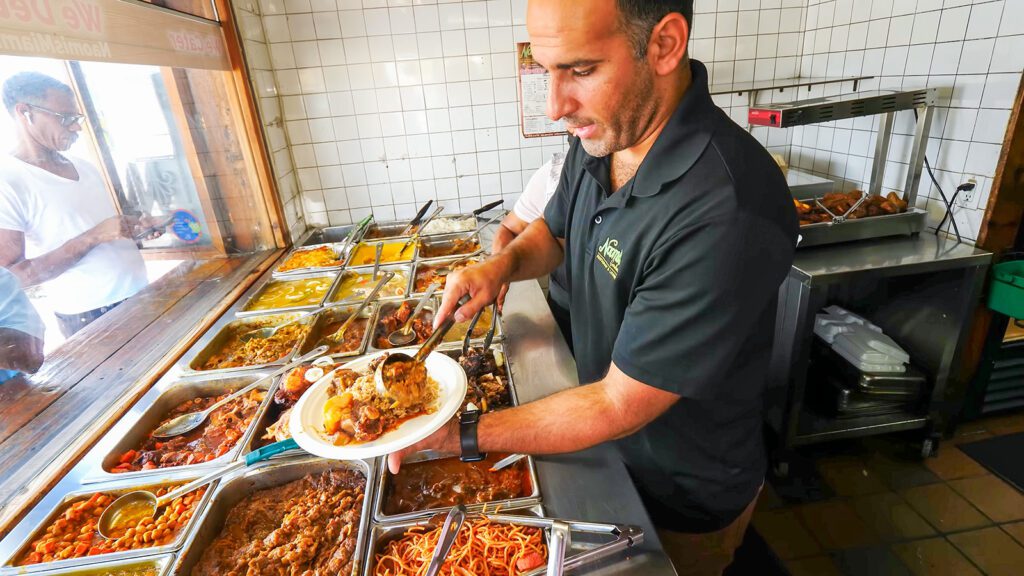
[616, 0, 694, 58]
[2, 72, 72, 114]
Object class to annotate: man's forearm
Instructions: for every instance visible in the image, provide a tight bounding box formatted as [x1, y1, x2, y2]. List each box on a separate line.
[492, 219, 564, 284]
[491, 223, 518, 255]
[10, 233, 97, 287]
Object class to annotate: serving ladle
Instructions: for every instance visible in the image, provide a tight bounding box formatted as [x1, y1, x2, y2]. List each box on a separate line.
[376, 294, 470, 403]
[238, 313, 310, 343]
[151, 345, 328, 439]
[386, 282, 439, 347]
[97, 438, 302, 539]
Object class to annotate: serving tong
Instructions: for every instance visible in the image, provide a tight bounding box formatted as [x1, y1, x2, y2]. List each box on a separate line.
[483, 513, 644, 576]
[813, 189, 870, 224]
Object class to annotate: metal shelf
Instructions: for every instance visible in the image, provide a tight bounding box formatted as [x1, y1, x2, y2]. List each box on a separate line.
[749, 88, 938, 128]
[708, 75, 873, 96]
[793, 405, 929, 445]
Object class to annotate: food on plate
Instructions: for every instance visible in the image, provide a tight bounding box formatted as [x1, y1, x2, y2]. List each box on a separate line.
[329, 270, 408, 303]
[245, 276, 333, 311]
[260, 361, 360, 443]
[413, 259, 479, 293]
[277, 245, 344, 273]
[419, 237, 481, 259]
[321, 354, 438, 446]
[374, 302, 433, 349]
[374, 516, 547, 576]
[420, 216, 477, 235]
[443, 347, 512, 413]
[383, 453, 529, 515]
[350, 241, 413, 266]
[15, 486, 205, 566]
[794, 191, 909, 226]
[109, 389, 264, 473]
[199, 321, 308, 370]
[444, 306, 494, 343]
[191, 469, 365, 576]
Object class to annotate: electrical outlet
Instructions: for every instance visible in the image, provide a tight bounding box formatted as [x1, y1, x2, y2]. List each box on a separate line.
[957, 176, 980, 209]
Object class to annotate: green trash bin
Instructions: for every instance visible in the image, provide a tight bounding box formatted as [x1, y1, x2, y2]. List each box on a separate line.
[989, 260, 1024, 318]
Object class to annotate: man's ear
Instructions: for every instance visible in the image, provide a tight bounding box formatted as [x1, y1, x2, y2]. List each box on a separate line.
[647, 12, 690, 77]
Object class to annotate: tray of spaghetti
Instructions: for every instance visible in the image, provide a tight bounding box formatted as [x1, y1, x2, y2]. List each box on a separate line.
[366, 506, 547, 576]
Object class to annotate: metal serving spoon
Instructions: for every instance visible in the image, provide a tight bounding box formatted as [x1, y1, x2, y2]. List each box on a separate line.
[376, 294, 470, 402]
[434, 253, 476, 277]
[424, 505, 467, 576]
[371, 242, 383, 280]
[321, 271, 394, 346]
[97, 438, 302, 539]
[386, 283, 439, 347]
[238, 313, 311, 343]
[151, 345, 328, 439]
[401, 200, 434, 236]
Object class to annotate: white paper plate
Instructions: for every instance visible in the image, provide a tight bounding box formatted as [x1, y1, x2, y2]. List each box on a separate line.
[289, 350, 467, 459]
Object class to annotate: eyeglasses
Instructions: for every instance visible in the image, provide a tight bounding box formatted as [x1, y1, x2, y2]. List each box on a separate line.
[26, 104, 86, 127]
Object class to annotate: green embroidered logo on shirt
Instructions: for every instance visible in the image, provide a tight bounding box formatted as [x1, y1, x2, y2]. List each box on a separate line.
[596, 237, 621, 279]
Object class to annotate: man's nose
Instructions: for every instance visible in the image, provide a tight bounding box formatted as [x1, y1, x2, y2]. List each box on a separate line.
[546, 76, 575, 122]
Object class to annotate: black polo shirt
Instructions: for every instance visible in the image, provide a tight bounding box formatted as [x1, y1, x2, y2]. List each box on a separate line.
[544, 60, 798, 532]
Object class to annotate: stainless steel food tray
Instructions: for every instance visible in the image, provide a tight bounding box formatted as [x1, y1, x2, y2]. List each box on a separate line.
[272, 242, 349, 278]
[346, 239, 417, 270]
[235, 272, 339, 318]
[418, 214, 481, 236]
[372, 451, 541, 523]
[173, 456, 374, 576]
[409, 256, 485, 297]
[296, 303, 379, 360]
[15, 554, 176, 576]
[325, 266, 414, 306]
[366, 299, 436, 353]
[184, 312, 314, 376]
[361, 221, 415, 242]
[436, 344, 520, 409]
[798, 207, 927, 248]
[436, 302, 504, 347]
[303, 224, 365, 247]
[83, 372, 275, 485]
[416, 234, 484, 263]
[361, 504, 544, 576]
[0, 475, 215, 575]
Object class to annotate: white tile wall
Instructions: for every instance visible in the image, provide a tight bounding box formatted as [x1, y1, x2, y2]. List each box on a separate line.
[238, 0, 1020, 245]
[790, 0, 1022, 243]
[234, 0, 308, 241]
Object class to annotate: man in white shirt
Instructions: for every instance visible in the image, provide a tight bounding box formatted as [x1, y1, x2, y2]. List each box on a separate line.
[492, 152, 572, 349]
[0, 72, 162, 337]
[0, 266, 44, 383]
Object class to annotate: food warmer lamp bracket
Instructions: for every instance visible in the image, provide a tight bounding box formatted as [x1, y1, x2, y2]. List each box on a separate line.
[484, 513, 644, 576]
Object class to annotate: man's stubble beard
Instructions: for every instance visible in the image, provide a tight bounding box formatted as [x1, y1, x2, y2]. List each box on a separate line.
[578, 63, 660, 159]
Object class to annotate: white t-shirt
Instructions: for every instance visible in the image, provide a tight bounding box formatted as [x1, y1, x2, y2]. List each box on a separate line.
[0, 155, 148, 314]
[513, 152, 566, 223]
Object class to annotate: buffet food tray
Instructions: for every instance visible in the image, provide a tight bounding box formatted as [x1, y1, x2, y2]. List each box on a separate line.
[435, 344, 520, 408]
[366, 299, 437, 353]
[83, 372, 276, 485]
[0, 476, 215, 575]
[798, 207, 927, 248]
[436, 302, 504, 347]
[346, 239, 418, 270]
[409, 256, 485, 297]
[302, 224, 364, 247]
[416, 234, 484, 263]
[361, 221, 415, 241]
[371, 452, 541, 523]
[361, 504, 545, 576]
[14, 554, 176, 576]
[326, 266, 414, 305]
[272, 242, 350, 279]
[295, 303, 379, 360]
[184, 311, 314, 376]
[235, 272, 340, 318]
[173, 456, 375, 576]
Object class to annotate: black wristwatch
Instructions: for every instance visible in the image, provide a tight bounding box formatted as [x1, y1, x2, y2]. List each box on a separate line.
[459, 406, 485, 462]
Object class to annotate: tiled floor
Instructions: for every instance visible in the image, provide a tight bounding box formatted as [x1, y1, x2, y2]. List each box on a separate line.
[754, 410, 1024, 575]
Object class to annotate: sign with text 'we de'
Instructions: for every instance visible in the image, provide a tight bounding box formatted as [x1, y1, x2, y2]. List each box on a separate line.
[0, 0, 229, 70]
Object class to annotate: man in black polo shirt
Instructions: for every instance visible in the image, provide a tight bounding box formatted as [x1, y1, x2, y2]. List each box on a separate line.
[389, 1, 797, 574]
